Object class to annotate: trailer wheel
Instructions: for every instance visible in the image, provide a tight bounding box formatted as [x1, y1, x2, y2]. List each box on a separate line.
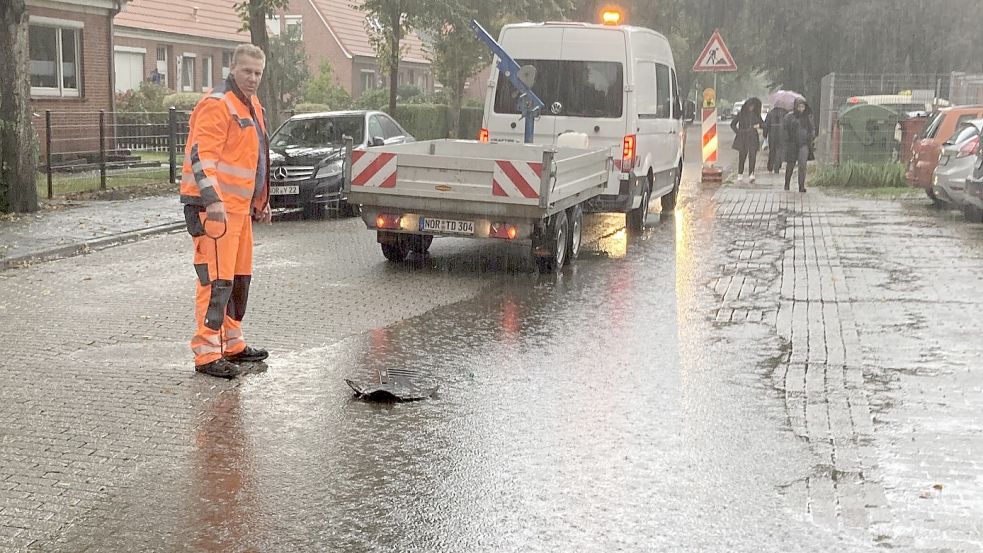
[535, 210, 568, 273]
[627, 176, 651, 233]
[409, 234, 434, 254]
[381, 242, 410, 262]
[661, 162, 682, 212]
[566, 204, 583, 262]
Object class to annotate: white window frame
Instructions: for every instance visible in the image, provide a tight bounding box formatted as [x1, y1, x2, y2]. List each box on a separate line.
[113, 46, 146, 93]
[155, 45, 168, 87]
[181, 52, 197, 92]
[221, 50, 232, 79]
[361, 70, 376, 92]
[29, 16, 83, 98]
[284, 15, 303, 38]
[201, 56, 213, 91]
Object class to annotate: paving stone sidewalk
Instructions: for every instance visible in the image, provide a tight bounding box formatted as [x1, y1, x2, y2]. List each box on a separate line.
[0, 196, 182, 270]
[708, 171, 983, 551]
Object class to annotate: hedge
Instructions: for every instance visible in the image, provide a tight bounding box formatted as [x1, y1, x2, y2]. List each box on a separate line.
[390, 104, 483, 141]
[162, 92, 203, 111]
[294, 103, 330, 114]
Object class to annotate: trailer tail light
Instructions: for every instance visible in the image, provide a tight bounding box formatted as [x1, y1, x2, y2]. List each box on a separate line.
[479, 128, 490, 143]
[957, 136, 979, 158]
[621, 134, 636, 171]
[490, 223, 518, 240]
[375, 213, 402, 230]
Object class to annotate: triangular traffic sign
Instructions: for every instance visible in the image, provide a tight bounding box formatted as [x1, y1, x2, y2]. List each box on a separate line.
[692, 30, 737, 72]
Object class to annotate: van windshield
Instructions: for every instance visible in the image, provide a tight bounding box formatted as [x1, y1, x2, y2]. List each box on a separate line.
[494, 60, 624, 119]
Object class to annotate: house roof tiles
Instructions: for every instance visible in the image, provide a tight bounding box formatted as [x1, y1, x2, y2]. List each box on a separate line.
[115, 0, 247, 43]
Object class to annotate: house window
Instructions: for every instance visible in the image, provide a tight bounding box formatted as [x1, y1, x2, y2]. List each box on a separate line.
[222, 51, 232, 79]
[155, 46, 168, 87]
[181, 54, 196, 92]
[29, 18, 82, 97]
[285, 15, 303, 38]
[267, 15, 302, 37]
[202, 56, 213, 90]
[361, 70, 376, 93]
[114, 47, 146, 93]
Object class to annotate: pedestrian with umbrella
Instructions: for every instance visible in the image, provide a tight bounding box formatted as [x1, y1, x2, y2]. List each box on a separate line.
[730, 97, 764, 183]
[764, 90, 800, 174]
[782, 97, 816, 192]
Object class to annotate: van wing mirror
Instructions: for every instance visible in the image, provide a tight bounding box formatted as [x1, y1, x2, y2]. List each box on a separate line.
[683, 100, 697, 121]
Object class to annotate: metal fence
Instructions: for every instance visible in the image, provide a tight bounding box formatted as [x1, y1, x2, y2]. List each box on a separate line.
[815, 72, 983, 167]
[32, 109, 191, 198]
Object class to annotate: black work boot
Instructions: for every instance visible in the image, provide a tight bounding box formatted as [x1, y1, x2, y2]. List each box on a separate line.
[195, 358, 241, 379]
[225, 345, 269, 363]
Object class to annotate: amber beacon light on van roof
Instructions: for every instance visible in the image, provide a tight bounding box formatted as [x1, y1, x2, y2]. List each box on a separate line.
[600, 7, 624, 25]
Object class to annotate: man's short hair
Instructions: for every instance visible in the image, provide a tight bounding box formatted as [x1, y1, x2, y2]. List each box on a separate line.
[232, 44, 266, 66]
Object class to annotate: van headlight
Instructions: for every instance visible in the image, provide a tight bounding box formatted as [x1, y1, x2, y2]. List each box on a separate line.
[315, 160, 343, 179]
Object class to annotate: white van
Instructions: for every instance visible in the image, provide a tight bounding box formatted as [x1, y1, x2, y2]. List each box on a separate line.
[481, 21, 685, 230]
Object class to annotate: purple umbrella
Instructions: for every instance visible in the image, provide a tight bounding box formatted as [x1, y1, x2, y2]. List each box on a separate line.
[770, 90, 804, 111]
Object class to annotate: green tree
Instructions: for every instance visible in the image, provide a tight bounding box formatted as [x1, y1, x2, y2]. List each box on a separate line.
[0, 0, 38, 213]
[268, 25, 310, 111]
[421, 0, 573, 138]
[303, 61, 353, 109]
[356, 0, 433, 114]
[234, 0, 291, 128]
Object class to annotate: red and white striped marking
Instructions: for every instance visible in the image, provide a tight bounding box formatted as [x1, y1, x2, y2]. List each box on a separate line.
[702, 108, 718, 164]
[492, 160, 542, 199]
[351, 150, 397, 188]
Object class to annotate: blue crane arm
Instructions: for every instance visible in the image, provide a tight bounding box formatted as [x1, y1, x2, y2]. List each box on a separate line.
[470, 20, 545, 111]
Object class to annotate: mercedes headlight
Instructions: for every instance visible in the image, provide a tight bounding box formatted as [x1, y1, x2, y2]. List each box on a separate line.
[315, 160, 343, 179]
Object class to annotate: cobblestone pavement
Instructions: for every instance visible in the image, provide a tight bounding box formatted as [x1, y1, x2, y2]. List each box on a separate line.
[0, 196, 182, 269]
[0, 133, 981, 550]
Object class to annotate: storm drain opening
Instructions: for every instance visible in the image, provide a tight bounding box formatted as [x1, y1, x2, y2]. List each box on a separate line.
[346, 367, 439, 402]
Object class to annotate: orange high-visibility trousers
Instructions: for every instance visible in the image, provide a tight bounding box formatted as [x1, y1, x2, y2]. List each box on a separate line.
[190, 212, 253, 366]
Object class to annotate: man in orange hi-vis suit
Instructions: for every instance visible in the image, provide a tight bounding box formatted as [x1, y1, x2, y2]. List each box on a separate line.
[181, 44, 272, 378]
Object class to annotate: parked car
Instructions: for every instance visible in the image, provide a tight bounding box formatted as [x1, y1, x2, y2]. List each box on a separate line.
[962, 136, 983, 222]
[930, 118, 983, 206]
[730, 100, 745, 119]
[907, 105, 983, 199]
[268, 110, 415, 218]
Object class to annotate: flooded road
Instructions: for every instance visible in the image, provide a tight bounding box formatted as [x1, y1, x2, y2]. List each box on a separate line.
[4, 126, 981, 552]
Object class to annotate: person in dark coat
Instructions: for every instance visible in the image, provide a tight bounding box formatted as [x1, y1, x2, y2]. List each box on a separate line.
[782, 98, 815, 192]
[762, 105, 788, 173]
[730, 97, 764, 183]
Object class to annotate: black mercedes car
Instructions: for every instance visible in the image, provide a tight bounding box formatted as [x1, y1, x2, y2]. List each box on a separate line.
[268, 110, 414, 218]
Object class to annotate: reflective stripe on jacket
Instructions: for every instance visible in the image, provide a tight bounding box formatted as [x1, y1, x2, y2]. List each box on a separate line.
[180, 81, 270, 216]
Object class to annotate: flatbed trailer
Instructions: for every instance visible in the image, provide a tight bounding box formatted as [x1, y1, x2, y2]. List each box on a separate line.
[343, 138, 611, 272]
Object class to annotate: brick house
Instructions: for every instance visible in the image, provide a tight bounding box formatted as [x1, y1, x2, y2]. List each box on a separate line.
[112, 0, 244, 94]
[27, 0, 122, 157]
[286, 0, 433, 97]
[113, 0, 436, 100]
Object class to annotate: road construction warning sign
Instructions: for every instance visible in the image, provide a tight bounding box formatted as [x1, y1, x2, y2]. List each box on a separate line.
[693, 30, 737, 72]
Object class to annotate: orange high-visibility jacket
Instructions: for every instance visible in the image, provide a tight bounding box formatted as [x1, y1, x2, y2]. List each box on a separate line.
[180, 81, 270, 216]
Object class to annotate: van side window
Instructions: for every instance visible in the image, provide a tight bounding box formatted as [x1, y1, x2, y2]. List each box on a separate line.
[670, 69, 682, 119]
[655, 64, 671, 119]
[635, 62, 658, 119]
